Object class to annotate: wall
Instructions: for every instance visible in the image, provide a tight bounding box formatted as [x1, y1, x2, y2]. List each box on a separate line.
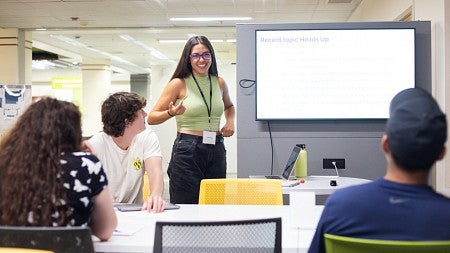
[348, 0, 413, 21]
[29, 0, 449, 197]
[32, 69, 130, 99]
[413, 0, 450, 196]
[235, 20, 431, 181]
[349, 0, 450, 197]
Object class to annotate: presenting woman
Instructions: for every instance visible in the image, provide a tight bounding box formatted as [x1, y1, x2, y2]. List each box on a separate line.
[148, 36, 235, 204]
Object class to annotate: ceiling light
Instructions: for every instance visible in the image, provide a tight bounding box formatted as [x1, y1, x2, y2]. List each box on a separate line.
[32, 60, 55, 70]
[119, 34, 134, 41]
[51, 35, 150, 73]
[120, 34, 170, 60]
[50, 35, 86, 47]
[170, 17, 252, 22]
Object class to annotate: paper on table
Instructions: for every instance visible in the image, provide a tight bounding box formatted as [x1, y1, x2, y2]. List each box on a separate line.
[113, 222, 144, 236]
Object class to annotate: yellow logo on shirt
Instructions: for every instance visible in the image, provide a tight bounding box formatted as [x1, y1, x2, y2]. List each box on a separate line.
[132, 158, 143, 170]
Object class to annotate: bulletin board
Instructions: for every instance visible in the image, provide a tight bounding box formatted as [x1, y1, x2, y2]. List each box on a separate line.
[0, 84, 32, 135]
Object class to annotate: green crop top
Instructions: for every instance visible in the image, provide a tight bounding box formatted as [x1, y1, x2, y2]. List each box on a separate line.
[175, 74, 224, 131]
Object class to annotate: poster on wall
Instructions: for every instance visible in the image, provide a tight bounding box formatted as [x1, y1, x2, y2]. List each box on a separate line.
[0, 84, 32, 140]
[52, 77, 82, 109]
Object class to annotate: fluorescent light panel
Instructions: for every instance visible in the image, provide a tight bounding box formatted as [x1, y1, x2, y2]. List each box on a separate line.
[159, 39, 234, 43]
[119, 34, 169, 60]
[170, 17, 251, 22]
[50, 34, 150, 73]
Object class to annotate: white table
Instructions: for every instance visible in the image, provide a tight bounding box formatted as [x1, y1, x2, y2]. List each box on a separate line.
[94, 204, 324, 253]
[282, 176, 371, 195]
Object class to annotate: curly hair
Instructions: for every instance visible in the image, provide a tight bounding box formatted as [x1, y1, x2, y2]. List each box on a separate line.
[101, 92, 147, 137]
[0, 97, 81, 226]
[171, 35, 219, 80]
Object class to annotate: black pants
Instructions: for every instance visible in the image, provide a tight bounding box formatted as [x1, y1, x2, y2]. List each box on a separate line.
[168, 133, 227, 204]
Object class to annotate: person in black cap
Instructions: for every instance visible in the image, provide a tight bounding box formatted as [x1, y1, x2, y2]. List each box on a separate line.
[308, 88, 450, 253]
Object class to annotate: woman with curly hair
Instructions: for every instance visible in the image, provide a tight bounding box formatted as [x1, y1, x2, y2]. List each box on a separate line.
[0, 97, 117, 241]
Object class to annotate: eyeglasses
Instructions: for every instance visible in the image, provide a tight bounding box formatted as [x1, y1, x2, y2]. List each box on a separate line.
[190, 52, 212, 61]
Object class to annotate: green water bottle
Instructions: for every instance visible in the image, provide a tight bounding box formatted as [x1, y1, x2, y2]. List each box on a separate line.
[294, 144, 307, 178]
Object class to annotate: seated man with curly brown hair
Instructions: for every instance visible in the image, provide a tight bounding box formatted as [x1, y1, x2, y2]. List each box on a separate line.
[87, 92, 165, 213]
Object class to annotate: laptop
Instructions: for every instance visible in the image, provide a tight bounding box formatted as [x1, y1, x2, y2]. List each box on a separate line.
[259, 144, 302, 180]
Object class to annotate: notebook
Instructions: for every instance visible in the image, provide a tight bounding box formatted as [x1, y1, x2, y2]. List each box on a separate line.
[262, 144, 301, 180]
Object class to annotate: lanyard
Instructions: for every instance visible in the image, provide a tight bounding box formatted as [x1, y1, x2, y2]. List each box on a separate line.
[192, 74, 213, 126]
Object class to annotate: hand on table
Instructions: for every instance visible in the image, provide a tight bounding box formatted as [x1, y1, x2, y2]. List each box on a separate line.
[141, 195, 166, 213]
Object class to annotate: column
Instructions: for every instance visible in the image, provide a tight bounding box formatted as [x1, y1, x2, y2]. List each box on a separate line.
[0, 28, 32, 142]
[130, 73, 151, 100]
[81, 58, 111, 137]
[0, 28, 32, 84]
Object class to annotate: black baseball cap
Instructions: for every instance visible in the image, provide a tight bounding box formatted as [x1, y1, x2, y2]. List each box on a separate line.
[386, 88, 447, 170]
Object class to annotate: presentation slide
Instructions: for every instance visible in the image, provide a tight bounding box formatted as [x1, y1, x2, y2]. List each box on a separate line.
[256, 29, 415, 120]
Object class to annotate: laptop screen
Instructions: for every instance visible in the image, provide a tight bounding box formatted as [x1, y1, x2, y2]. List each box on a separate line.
[281, 145, 302, 179]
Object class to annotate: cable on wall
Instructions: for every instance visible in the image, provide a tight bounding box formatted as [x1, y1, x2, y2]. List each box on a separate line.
[238, 78, 276, 175]
[267, 121, 275, 175]
[238, 79, 255, 89]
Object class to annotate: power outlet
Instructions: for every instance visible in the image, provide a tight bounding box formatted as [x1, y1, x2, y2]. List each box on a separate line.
[323, 158, 345, 169]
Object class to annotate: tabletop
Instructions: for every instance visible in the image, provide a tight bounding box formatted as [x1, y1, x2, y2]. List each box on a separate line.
[94, 204, 324, 253]
[282, 176, 371, 195]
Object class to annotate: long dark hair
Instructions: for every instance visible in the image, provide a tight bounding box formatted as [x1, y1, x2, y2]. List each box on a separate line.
[0, 97, 80, 226]
[171, 35, 218, 80]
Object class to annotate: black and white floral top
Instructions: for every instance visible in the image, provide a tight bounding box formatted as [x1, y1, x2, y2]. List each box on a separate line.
[60, 152, 108, 227]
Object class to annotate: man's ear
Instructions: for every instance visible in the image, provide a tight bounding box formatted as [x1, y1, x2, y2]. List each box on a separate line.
[381, 135, 390, 154]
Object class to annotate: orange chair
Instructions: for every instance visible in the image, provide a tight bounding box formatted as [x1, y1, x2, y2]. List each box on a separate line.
[198, 178, 283, 205]
[142, 171, 151, 202]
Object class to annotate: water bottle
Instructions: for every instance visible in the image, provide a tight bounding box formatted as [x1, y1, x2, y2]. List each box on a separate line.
[294, 144, 307, 178]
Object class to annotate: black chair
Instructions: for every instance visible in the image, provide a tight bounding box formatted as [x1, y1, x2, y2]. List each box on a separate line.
[0, 226, 95, 253]
[153, 217, 282, 253]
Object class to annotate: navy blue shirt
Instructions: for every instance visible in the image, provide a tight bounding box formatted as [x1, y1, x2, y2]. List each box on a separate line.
[308, 178, 450, 253]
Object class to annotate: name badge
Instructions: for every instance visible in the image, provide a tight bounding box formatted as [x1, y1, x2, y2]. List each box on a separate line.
[202, 131, 216, 145]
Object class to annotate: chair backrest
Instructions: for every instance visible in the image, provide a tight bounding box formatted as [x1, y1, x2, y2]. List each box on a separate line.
[0, 226, 95, 253]
[153, 217, 282, 253]
[324, 233, 450, 253]
[198, 178, 283, 205]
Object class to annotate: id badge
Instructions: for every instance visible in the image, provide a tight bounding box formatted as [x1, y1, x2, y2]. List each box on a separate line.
[202, 131, 216, 145]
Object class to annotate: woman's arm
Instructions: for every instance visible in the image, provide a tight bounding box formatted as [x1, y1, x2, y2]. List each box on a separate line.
[218, 76, 235, 137]
[90, 187, 118, 241]
[147, 78, 186, 125]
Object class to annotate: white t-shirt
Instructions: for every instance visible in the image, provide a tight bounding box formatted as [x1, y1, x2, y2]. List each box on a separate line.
[88, 128, 162, 204]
